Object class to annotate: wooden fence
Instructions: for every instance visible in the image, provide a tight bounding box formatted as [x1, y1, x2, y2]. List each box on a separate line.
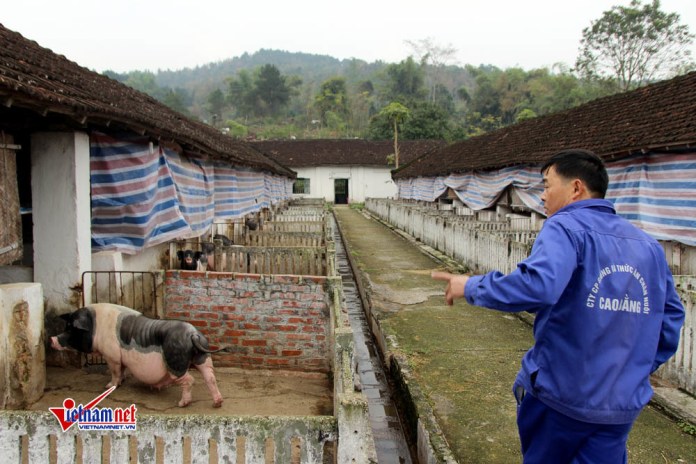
[219, 246, 329, 276]
[243, 231, 325, 248]
[264, 221, 326, 234]
[281, 207, 326, 216]
[658, 275, 696, 395]
[272, 214, 325, 223]
[368, 200, 536, 275]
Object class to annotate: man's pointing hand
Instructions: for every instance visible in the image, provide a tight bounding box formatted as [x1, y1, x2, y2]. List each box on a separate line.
[431, 271, 469, 306]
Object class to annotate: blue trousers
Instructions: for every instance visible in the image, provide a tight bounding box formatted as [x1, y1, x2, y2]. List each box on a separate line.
[516, 390, 633, 464]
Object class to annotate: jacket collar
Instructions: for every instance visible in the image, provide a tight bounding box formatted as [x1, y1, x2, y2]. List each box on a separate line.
[554, 198, 616, 216]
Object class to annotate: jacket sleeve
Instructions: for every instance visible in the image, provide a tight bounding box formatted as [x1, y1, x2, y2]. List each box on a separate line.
[651, 272, 686, 373]
[464, 219, 578, 312]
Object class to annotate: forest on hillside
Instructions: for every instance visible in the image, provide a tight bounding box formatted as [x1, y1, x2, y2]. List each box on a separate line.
[102, 49, 614, 141]
[102, 2, 694, 142]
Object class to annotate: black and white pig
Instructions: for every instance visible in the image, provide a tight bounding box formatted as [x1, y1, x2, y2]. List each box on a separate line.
[50, 303, 223, 408]
[177, 249, 208, 271]
[213, 234, 233, 246]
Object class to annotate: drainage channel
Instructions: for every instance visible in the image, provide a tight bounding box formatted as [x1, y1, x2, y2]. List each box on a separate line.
[331, 215, 414, 464]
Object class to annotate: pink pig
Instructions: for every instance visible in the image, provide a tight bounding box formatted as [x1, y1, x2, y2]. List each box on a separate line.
[51, 303, 223, 408]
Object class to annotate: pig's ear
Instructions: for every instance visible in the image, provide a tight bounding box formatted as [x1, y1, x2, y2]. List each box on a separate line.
[194, 251, 202, 259]
[177, 250, 183, 259]
[72, 314, 93, 332]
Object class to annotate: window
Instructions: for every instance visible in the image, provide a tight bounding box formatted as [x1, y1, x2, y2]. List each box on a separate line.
[293, 178, 310, 194]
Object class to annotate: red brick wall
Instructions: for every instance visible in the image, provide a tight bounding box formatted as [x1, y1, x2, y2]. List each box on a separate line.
[164, 271, 331, 372]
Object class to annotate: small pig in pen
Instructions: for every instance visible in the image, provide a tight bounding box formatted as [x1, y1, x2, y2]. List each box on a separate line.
[50, 303, 224, 408]
[176, 249, 208, 271]
[200, 234, 233, 271]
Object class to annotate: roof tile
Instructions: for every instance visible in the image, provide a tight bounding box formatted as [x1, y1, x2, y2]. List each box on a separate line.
[393, 72, 696, 179]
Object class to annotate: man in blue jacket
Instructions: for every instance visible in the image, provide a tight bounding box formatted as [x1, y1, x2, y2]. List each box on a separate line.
[432, 149, 685, 463]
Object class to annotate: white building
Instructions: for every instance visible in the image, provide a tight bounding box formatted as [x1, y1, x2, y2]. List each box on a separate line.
[254, 139, 445, 204]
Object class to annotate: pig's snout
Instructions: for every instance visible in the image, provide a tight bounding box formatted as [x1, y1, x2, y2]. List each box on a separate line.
[50, 336, 66, 351]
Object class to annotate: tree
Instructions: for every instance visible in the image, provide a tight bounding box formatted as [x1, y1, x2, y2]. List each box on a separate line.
[401, 103, 451, 140]
[383, 57, 427, 103]
[575, 0, 694, 91]
[206, 89, 226, 125]
[225, 65, 300, 120]
[254, 64, 292, 117]
[377, 102, 410, 168]
[405, 37, 458, 104]
[162, 89, 190, 116]
[349, 81, 376, 136]
[226, 69, 256, 119]
[369, 101, 451, 141]
[315, 77, 349, 126]
[469, 69, 502, 119]
[124, 71, 165, 100]
[515, 108, 537, 122]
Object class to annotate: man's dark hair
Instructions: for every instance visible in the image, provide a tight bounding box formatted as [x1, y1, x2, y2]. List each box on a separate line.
[540, 149, 609, 198]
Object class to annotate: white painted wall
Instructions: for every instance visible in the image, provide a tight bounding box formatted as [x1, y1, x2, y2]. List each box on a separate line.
[31, 132, 92, 313]
[92, 244, 168, 274]
[292, 166, 397, 203]
[89, 247, 165, 318]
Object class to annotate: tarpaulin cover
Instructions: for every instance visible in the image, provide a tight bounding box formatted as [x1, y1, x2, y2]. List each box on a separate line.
[397, 151, 696, 246]
[90, 132, 292, 253]
[397, 166, 545, 214]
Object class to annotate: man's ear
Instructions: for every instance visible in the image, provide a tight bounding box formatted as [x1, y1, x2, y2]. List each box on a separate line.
[571, 178, 589, 199]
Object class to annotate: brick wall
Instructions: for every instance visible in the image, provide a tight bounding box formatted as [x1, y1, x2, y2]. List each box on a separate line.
[164, 271, 331, 372]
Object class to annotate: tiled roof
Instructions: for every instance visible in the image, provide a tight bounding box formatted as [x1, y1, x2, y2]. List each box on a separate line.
[0, 24, 293, 177]
[252, 139, 446, 167]
[393, 71, 696, 179]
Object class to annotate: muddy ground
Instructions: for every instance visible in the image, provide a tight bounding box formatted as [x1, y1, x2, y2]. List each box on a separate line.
[29, 365, 333, 417]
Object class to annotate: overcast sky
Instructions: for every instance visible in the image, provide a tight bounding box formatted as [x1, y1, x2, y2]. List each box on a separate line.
[3, 0, 696, 74]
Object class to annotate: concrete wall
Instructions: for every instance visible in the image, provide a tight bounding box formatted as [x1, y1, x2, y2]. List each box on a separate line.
[293, 166, 397, 203]
[89, 247, 166, 318]
[0, 283, 44, 409]
[0, 412, 336, 463]
[164, 271, 331, 372]
[31, 132, 91, 313]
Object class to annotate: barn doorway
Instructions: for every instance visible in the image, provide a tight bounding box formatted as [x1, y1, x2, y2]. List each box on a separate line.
[334, 178, 348, 204]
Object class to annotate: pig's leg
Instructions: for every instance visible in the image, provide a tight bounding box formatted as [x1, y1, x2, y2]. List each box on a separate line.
[105, 359, 125, 389]
[194, 357, 223, 408]
[174, 372, 195, 407]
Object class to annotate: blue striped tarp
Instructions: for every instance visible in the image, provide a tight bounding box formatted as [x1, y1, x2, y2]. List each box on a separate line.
[444, 166, 544, 214]
[213, 164, 266, 219]
[90, 132, 292, 254]
[91, 132, 189, 253]
[164, 149, 215, 237]
[397, 166, 545, 214]
[606, 152, 696, 246]
[396, 151, 696, 246]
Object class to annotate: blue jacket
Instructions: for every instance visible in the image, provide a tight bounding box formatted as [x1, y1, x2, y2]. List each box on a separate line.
[464, 199, 685, 424]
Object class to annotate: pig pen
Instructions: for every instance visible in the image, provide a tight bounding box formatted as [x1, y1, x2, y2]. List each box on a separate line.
[1, 206, 374, 463]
